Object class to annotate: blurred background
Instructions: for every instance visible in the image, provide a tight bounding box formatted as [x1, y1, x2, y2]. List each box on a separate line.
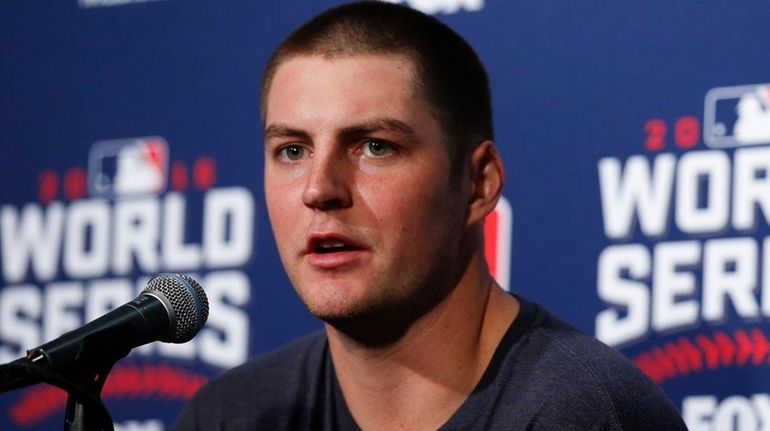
[1, 0, 770, 429]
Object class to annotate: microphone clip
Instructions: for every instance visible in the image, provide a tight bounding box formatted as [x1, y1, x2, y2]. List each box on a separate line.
[0, 353, 116, 431]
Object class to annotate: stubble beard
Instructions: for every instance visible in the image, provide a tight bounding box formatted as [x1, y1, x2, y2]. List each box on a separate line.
[293, 234, 469, 348]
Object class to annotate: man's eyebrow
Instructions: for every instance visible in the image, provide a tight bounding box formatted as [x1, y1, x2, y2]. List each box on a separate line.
[339, 118, 417, 141]
[263, 124, 311, 141]
[264, 118, 417, 142]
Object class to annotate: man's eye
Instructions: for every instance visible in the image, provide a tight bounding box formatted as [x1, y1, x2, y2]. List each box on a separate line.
[279, 145, 305, 161]
[362, 139, 394, 157]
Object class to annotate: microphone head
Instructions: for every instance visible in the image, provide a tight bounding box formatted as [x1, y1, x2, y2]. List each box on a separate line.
[144, 273, 209, 343]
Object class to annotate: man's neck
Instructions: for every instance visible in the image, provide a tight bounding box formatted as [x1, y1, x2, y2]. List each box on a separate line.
[325, 253, 520, 431]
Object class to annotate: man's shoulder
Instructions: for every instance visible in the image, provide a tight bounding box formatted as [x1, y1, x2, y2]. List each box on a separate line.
[532, 311, 645, 380]
[201, 331, 327, 401]
[513, 305, 686, 429]
[172, 331, 330, 430]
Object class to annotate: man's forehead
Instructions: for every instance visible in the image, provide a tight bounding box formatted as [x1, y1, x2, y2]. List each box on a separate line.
[264, 53, 422, 112]
[262, 53, 435, 133]
[272, 53, 417, 90]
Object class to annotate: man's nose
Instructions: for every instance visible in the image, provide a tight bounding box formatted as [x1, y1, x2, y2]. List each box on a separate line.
[301, 151, 352, 211]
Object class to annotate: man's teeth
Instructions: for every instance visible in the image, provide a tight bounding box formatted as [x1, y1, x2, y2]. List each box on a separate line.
[320, 242, 345, 249]
[316, 241, 349, 252]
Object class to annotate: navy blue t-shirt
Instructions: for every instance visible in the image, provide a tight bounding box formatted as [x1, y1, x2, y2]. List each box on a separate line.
[173, 297, 687, 430]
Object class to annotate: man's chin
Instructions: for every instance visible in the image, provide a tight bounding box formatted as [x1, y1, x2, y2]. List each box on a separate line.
[305, 297, 428, 348]
[294, 275, 456, 347]
[305, 298, 388, 326]
[295, 279, 384, 321]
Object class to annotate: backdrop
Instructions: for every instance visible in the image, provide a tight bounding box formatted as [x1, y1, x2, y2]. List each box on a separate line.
[2, 1, 770, 430]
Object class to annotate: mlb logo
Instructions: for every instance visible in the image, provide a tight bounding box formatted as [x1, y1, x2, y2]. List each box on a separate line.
[703, 83, 770, 148]
[88, 137, 168, 197]
[484, 196, 513, 291]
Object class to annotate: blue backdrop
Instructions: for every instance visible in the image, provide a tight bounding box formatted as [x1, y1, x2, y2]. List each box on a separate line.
[2, 1, 770, 429]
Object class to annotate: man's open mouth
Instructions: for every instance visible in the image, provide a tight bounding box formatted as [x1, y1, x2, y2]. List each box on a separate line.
[306, 235, 366, 255]
[314, 240, 358, 254]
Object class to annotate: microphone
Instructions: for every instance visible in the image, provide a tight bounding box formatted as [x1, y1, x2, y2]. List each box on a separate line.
[24, 273, 209, 373]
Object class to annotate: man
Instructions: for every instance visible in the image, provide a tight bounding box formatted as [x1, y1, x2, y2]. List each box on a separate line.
[175, 2, 687, 429]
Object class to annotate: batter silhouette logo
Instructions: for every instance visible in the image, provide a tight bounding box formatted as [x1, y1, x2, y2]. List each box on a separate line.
[703, 83, 770, 148]
[87, 136, 169, 198]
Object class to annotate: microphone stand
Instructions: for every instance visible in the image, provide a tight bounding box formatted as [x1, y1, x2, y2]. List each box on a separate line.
[0, 358, 114, 430]
[60, 354, 118, 431]
[0, 333, 130, 431]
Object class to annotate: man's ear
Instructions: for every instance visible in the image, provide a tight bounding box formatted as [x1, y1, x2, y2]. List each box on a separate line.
[466, 140, 504, 227]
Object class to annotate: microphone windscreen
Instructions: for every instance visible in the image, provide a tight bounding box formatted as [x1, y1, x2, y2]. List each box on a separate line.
[144, 273, 209, 343]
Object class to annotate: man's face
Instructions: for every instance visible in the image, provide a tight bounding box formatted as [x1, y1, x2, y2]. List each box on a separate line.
[264, 54, 469, 324]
